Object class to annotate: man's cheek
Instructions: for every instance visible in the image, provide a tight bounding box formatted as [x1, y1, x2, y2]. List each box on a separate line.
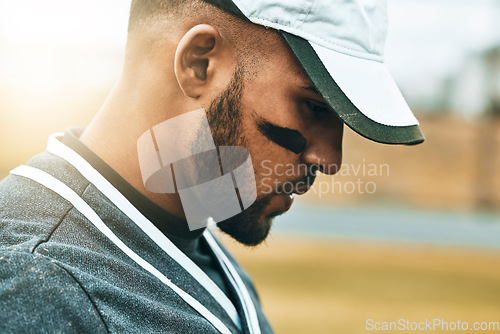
[260, 159, 273, 177]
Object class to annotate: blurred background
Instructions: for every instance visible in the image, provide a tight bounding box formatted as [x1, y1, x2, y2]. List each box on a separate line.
[1, 0, 499, 333]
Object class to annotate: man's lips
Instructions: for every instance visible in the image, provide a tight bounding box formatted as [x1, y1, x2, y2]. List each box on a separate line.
[266, 192, 295, 217]
[283, 175, 316, 196]
[292, 185, 312, 195]
[282, 192, 294, 212]
[260, 175, 316, 216]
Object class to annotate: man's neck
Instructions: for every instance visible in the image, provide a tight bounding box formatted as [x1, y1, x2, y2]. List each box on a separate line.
[80, 83, 187, 220]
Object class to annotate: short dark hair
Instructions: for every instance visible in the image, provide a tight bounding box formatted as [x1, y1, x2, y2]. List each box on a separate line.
[125, 0, 283, 77]
[128, 0, 233, 34]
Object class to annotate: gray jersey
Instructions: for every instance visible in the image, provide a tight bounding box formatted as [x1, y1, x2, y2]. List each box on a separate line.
[0, 133, 273, 334]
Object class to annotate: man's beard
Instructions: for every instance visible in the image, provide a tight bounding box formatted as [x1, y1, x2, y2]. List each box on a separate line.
[205, 68, 279, 247]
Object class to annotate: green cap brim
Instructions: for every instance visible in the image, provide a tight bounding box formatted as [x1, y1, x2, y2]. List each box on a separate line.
[280, 32, 425, 145]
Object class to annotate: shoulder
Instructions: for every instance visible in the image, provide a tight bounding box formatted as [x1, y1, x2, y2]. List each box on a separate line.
[0, 249, 107, 333]
[0, 152, 89, 251]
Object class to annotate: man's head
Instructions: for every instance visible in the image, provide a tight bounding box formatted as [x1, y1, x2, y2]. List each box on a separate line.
[82, 0, 422, 247]
[119, 0, 343, 245]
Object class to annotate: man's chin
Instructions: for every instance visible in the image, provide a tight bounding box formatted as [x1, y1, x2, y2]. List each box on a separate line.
[217, 212, 274, 247]
[217, 194, 293, 246]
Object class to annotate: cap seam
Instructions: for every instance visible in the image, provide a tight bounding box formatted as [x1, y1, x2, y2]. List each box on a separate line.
[250, 16, 385, 62]
[294, 0, 315, 27]
[299, 0, 316, 28]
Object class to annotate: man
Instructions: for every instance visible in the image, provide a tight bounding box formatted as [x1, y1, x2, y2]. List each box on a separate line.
[0, 0, 424, 333]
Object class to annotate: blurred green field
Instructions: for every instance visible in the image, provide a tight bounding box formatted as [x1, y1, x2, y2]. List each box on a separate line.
[222, 235, 500, 334]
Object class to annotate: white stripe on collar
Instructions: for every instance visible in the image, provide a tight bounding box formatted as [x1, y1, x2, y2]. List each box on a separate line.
[44, 133, 241, 331]
[205, 231, 261, 334]
[11, 164, 232, 334]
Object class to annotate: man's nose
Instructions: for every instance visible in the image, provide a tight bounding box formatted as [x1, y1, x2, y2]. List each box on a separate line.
[300, 121, 344, 175]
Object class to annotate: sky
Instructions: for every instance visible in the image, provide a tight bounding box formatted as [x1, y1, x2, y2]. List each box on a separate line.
[0, 0, 499, 111]
[385, 0, 500, 108]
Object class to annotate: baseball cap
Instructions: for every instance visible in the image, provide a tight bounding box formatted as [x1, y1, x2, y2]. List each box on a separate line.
[210, 0, 425, 145]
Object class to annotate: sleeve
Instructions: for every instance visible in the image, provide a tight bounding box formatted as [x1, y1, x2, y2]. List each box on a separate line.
[0, 250, 108, 334]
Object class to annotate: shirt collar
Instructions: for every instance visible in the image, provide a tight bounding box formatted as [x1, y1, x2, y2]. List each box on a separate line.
[61, 127, 204, 252]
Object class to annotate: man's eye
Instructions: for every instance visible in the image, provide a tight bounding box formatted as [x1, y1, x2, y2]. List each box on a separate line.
[306, 101, 331, 114]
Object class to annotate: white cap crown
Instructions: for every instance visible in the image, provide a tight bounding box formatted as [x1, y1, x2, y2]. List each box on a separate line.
[233, 0, 388, 61]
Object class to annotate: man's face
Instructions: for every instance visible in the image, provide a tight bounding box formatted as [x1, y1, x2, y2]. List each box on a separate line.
[207, 38, 344, 246]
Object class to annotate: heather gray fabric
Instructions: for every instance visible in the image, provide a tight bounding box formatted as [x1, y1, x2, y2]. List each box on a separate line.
[61, 127, 234, 302]
[0, 150, 273, 333]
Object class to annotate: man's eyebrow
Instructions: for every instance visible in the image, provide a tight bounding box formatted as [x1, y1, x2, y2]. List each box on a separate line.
[301, 85, 330, 107]
[301, 85, 321, 95]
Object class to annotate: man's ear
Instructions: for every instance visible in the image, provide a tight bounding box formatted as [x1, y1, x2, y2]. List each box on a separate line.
[174, 24, 233, 99]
